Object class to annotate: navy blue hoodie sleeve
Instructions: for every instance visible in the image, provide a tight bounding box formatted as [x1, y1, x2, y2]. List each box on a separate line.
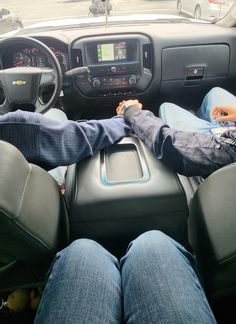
[124, 106, 236, 177]
[0, 110, 131, 169]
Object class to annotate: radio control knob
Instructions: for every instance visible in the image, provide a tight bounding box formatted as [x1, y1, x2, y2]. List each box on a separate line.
[128, 75, 137, 85]
[111, 66, 117, 73]
[92, 78, 101, 88]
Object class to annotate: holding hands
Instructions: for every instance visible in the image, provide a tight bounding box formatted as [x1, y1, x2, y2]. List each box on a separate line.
[116, 99, 236, 123]
[116, 99, 142, 115]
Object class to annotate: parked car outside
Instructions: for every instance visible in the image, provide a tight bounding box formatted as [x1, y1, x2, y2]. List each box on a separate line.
[0, 8, 23, 34]
[177, 0, 233, 21]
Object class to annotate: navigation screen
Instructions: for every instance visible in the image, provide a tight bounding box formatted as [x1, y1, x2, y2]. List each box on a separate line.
[97, 42, 127, 61]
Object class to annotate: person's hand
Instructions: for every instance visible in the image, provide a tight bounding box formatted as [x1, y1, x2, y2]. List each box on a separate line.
[211, 105, 236, 122]
[116, 99, 142, 115]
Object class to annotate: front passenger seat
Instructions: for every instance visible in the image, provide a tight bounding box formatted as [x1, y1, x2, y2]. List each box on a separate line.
[188, 162, 236, 300]
[0, 140, 69, 291]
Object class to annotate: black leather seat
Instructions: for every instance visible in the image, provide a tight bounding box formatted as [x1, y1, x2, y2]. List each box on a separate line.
[188, 162, 236, 300]
[0, 140, 69, 291]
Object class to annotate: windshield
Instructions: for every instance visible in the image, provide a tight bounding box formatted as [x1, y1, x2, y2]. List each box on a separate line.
[0, 0, 234, 35]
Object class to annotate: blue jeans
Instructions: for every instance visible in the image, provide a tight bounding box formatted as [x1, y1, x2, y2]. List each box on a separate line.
[159, 87, 236, 133]
[34, 231, 216, 324]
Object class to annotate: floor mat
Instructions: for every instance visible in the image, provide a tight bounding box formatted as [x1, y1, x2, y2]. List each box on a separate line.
[0, 291, 36, 323]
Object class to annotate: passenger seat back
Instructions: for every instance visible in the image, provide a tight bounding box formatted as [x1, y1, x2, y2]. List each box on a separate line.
[0, 140, 69, 291]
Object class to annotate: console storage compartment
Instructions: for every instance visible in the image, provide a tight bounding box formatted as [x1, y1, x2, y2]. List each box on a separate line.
[69, 136, 189, 257]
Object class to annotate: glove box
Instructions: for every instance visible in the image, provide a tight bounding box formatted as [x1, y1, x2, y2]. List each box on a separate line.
[69, 136, 189, 257]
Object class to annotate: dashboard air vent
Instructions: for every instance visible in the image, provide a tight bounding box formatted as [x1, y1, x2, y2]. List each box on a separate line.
[142, 44, 153, 70]
[72, 49, 83, 67]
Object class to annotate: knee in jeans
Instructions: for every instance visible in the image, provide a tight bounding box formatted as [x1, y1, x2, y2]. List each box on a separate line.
[207, 87, 224, 97]
[137, 230, 172, 244]
[65, 238, 101, 257]
[128, 230, 174, 256]
[159, 102, 171, 114]
[159, 103, 166, 117]
[159, 102, 180, 119]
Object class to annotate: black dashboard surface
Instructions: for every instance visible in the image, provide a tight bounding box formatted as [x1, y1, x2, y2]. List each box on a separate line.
[0, 22, 236, 119]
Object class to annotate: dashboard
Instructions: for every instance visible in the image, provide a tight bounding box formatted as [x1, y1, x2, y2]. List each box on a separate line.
[0, 22, 236, 120]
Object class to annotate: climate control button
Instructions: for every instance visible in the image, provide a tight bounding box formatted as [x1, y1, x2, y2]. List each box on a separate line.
[92, 78, 101, 88]
[128, 75, 137, 85]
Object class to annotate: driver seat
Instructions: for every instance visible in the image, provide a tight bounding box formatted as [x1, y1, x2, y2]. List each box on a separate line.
[0, 140, 69, 291]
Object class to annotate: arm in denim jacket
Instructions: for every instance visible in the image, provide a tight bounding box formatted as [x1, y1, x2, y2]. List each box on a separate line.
[124, 106, 236, 177]
[0, 110, 132, 169]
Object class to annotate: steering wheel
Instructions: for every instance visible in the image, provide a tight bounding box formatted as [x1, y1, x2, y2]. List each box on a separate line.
[0, 36, 62, 114]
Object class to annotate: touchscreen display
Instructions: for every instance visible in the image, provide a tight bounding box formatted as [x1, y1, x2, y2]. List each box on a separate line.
[97, 42, 127, 61]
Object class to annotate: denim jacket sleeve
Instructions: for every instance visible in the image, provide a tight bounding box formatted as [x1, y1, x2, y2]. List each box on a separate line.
[124, 106, 236, 177]
[0, 110, 132, 169]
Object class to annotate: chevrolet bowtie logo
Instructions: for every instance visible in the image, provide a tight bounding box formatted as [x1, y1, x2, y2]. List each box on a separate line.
[12, 80, 26, 86]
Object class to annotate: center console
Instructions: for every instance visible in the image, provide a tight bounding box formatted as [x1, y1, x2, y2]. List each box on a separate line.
[68, 136, 189, 258]
[71, 34, 153, 97]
